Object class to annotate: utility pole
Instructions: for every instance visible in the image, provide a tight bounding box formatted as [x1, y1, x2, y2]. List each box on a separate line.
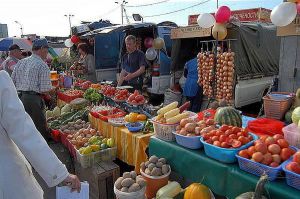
[64, 14, 74, 36]
[14, 21, 23, 37]
[115, 0, 128, 24]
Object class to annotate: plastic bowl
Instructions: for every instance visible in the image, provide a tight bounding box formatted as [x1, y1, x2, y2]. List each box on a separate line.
[172, 131, 203, 149]
[125, 122, 144, 132]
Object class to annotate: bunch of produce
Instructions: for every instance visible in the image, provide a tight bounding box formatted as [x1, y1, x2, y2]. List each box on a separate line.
[83, 88, 103, 104]
[202, 125, 253, 148]
[238, 134, 296, 167]
[61, 89, 83, 97]
[197, 47, 235, 103]
[124, 112, 147, 123]
[46, 105, 69, 120]
[127, 90, 145, 105]
[175, 118, 216, 137]
[90, 83, 101, 90]
[67, 128, 98, 149]
[114, 89, 130, 101]
[285, 151, 300, 174]
[48, 108, 89, 130]
[154, 101, 191, 124]
[60, 119, 90, 134]
[114, 171, 146, 193]
[140, 155, 170, 177]
[74, 80, 92, 90]
[102, 85, 116, 97]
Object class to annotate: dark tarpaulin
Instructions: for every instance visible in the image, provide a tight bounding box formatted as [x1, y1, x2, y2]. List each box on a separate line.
[230, 23, 280, 78]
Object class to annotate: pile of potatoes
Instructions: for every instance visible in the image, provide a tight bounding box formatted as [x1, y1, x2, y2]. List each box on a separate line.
[67, 127, 100, 149]
[60, 119, 91, 134]
[140, 155, 170, 177]
[175, 118, 216, 136]
[114, 171, 146, 193]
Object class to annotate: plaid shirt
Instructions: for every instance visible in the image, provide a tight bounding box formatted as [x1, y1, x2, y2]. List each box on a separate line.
[12, 54, 52, 93]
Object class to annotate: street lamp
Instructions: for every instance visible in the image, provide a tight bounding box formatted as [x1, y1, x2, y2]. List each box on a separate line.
[115, 0, 128, 24]
[14, 21, 23, 37]
[64, 14, 74, 36]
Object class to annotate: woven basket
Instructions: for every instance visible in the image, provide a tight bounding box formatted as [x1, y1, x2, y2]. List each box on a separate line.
[263, 92, 294, 120]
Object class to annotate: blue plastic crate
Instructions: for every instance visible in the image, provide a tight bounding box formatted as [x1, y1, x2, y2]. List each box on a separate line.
[173, 131, 203, 150]
[282, 159, 300, 190]
[236, 146, 298, 181]
[200, 133, 258, 163]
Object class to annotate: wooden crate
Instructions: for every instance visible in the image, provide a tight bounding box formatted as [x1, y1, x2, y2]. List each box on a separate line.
[75, 161, 120, 199]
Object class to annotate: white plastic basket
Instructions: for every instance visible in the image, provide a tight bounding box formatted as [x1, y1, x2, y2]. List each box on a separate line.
[75, 147, 117, 168]
[114, 186, 146, 199]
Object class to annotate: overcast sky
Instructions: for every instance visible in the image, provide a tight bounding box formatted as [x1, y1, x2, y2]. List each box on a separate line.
[0, 0, 281, 37]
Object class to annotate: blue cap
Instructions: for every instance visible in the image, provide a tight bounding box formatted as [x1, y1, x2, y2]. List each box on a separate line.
[32, 38, 49, 49]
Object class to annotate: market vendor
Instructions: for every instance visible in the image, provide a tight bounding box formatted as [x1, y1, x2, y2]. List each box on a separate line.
[183, 56, 203, 113]
[77, 43, 97, 82]
[117, 35, 146, 91]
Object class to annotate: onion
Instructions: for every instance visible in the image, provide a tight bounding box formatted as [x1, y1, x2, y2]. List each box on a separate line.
[228, 61, 233, 66]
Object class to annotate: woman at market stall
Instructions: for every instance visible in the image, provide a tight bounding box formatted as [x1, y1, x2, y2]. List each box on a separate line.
[77, 42, 97, 82]
[0, 70, 81, 199]
[183, 56, 203, 113]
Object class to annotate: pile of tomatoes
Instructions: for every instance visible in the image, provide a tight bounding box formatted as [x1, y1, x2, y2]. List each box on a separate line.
[286, 151, 300, 174]
[114, 89, 130, 101]
[202, 125, 253, 149]
[127, 90, 145, 105]
[63, 89, 83, 97]
[102, 85, 117, 97]
[238, 134, 296, 168]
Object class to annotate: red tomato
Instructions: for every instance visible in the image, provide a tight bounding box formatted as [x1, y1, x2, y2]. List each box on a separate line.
[131, 100, 137, 104]
[206, 138, 213, 144]
[261, 153, 273, 165]
[268, 144, 281, 155]
[254, 139, 263, 146]
[237, 132, 243, 137]
[255, 143, 268, 154]
[213, 141, 221, 147]
[280, 148, 292, 161]
[252, 152, 264, 163]
[128, 95, 135, 101]
[260, 135, 269, 142]
[238, 136, 248, 145]
[221, 142, 230, 148]
[211, 136, 219, 142]
[203, 134, 210, 140]
[220, 125, 230, 132]
[225, 129, 233, 136]
[215, 130, 223, 136]
[232, 127, 241, 134]
[135, 95, 144, 102]
[265, 137, 276, 146]
[238, 150, 250, 159]
[272, 154, 282, 164]
[229, 134, 238, 139]
[277, 139, 289, 149]
[219, 135, 228, 142]
[269, 162, 280, 168]
[286, 162, 300, 174]
[247, 146, 256, 156]
[293, 152, 300, 164]
[273, 134, 284, 141]
[232, 140, 242, 148]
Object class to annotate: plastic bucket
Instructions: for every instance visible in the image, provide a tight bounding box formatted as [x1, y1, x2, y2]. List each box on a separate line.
[140, 167, 171, 198]
[63, 75, 73, 88]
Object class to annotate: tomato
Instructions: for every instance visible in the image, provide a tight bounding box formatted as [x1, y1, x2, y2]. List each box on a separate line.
[269, 162, 280, 168]
[293, 152, 300, 164]
[219, 135, 228, 142]
[280, 148, 292, 161]
[254, 139, 263, 146]
[252, 152, 264, 163]
[272, 154, 282, 164]
[255, 143, 268, 154]
[238, 150, 250, 159]
[133, 90, 139, 96]
[238, 136, 248, 145]
[229, 134, 238, 139]
[286, 162, 300, 174]
[213, 141, 221, 147]
[261, 153, 273, 165]
[211, 136, 219, 142]
[225, 129, 233, 136]
[206, 138, 213, 144]
[268, 144, 281, 155]
[128, 95, 135, 101]
[232, 127, 241, 134]
[232, 140, 242, 148]
[221, 142, 230, 148]
[237, 132, 243, 137]
[265, 137, 276, 146]
[277, 139, 289, 148]
[203, 134, 210, 140]
[247, 146, 256, 156]
[135, 95, 144, 102]
[209, 130, 217, 136]
[260, 135, 269, 142]
[220, 125, 230, 132]
[131, 100, 137, 104]
[215, 130, 223, 136]
[273, 134, 284, 141]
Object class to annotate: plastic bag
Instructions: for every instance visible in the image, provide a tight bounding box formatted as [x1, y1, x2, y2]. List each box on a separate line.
[198, 109, 217, 120]
[247, 118, 284, 136]
[164, 88, 182, 106]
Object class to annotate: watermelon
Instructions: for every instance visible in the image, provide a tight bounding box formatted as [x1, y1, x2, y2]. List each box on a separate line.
[214, 106, 242, 127]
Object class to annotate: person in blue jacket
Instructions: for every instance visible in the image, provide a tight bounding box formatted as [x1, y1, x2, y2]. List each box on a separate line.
[183, 57, 203, 113]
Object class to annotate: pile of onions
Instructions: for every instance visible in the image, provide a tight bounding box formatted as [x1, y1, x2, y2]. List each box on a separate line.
[197, 47, 235, 102]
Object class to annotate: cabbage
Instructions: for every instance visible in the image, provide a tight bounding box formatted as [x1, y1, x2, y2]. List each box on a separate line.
[61, 104, 71, 114]
[292, 107, 300, 125]
[52, 106, 61, 117]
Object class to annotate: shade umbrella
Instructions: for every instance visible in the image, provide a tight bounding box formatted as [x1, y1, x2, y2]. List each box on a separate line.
[0, 37, 32, 51]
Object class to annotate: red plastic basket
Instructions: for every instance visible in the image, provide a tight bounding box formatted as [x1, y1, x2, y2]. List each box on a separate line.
[60, 133, 77, 158]
[57, 91, 83, 103]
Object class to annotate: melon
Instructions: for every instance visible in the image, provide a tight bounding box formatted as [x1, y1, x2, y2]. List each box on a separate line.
[214, 106, 242, 127]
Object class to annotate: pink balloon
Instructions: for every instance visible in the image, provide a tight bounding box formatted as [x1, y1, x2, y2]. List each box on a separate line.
[215, 6, 231, 23]
[297, 3, 300, 14]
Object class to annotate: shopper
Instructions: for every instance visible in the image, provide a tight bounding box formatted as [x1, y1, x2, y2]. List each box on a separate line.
[117, 35, 146, 91]
[0, 70, 81, 199]
[12, 38, 53, 141]
[77, 42, 97, 82]
[0, 44, 23, 76]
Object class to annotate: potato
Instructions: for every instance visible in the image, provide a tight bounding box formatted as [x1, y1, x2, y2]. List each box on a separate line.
[120, 187, 128, 192]
[200, 126, 214, 135]
[180, 118, 193, 128]
[122, 172, 131, 179]
[128, 183, 140, 192]
[195, 127, 201, 135]
[197, 120, 206, 126]
[151, 167, 162, 176]
[179, 129, 187, 136]
[86, 134, 92, 138]
[130, 171, 137, 179]
[162, 165, 169, 175]
[175, 125, 182, 131]
[144, 161, 150, 167]
[158, 158, 167, 164]
[149, 156, 158, 164]
[156, 161, 163, 168]
[148, 163, 156, 171]
[136, 177, 146, 187]
[140, 162, 146, 171]
[114, 177, 124, 190]
[121, 178, 134, 187]
[185, 123, 197, 133]
[145, 168, 151, 175]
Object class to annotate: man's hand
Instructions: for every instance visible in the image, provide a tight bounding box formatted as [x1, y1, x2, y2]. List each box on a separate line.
[63, 174, 81, 193]
[123, 73, 133, 81]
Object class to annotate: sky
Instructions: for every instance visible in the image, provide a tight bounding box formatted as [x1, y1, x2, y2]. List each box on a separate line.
[0, 0, 282, 37]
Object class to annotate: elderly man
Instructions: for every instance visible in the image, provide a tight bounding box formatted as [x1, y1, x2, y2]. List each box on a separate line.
[117, 35, 146, 91]
[0, 44, 23, 76]
[12, 38, 53, 141]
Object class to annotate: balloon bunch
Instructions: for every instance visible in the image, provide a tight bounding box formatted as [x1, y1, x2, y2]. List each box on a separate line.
[271, 1, 300, 27]
[197, 6, 231, 40]
[145, 38, 165, 61]
[64, 35, 81, 48]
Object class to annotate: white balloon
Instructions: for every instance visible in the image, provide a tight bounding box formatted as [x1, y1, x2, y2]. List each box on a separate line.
[197, 13, 216, 29]
[145, 48, 157, 61]
[64, 39, 74, 48]
[271, 2, 297, 27]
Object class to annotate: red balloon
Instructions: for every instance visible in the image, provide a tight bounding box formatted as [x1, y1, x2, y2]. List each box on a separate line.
[297, 3, 300, 14]
[71, 35, 80, 44]
[215, 6, 231, 23]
